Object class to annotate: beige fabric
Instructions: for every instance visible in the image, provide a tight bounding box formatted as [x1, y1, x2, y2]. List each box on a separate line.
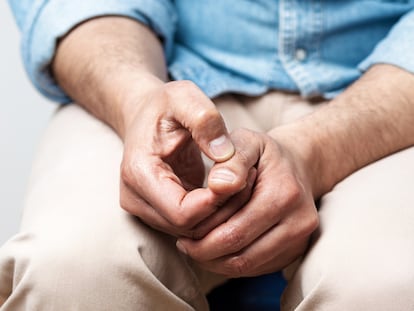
[1, 91, 414, 310]
[281, 145, 414, 311]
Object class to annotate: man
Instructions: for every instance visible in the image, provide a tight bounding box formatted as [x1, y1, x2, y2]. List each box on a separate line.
[1, 1, 414, 310]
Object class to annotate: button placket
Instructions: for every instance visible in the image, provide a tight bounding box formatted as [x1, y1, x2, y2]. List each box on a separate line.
[278, 0, 320, 96]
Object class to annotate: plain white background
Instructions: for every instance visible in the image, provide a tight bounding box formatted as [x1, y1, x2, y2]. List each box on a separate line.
[0, 3, 55, 245]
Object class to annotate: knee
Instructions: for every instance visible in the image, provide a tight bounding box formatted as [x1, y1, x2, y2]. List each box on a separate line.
[26, 233, 123, 291]
[0, 229, 148, 311]
[8, 227, 200, 308]
[316, 259, 414, 310]
[1, 232, 107, 307]
[10, 231, 210, 311]
[287, 243, 414, 311]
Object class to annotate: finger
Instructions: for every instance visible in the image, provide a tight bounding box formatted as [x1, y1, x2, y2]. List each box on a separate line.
[244, 238, 307, 277]
[208, 129, 261, 194]
[200, 226, 308, 278]
[166, 81, 235, 162]
[166, 140, 205, 191]
[177, 172, 308, 261]
[120, 180, 185, 236]
[191, 168, 257, 239]
[193, 200, 318, 277]
[122, 153, 235, 229]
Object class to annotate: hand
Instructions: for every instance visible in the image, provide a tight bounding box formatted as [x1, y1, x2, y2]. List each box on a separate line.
[52, 17, 251, 237]
[119, 80, 252, 237]
[176, 128, 319, 277]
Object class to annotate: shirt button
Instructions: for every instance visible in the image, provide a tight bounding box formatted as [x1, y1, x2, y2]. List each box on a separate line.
[294, 48, 307, 62]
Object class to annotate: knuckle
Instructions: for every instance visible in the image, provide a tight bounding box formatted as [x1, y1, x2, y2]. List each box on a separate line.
[120, 159, 137, 187]
[294, 206, 319, 239]
[178, 79, 198, 90]
[165, 81, 224, 134]
[283, 224, 299, 241]
[193, 107, 221, 129]
[119, 194, 139, 217]
[120, 199, 133, 216]
[288, 209, 319, 241]
[279, 175, 303, 207]
[168, 212, 194, 230]
[235, 147, 250, 168]
[189, 229, 203, 240]
[119, 196, 132, 214]
[231, 128, 256, 146]
[221, 226, 245, 252]
[190, 226, 209, 240]
[226, 255, 252, 277]
[164, 80, 197, 98]
[302, 210, 319, 235]
[172, 79, 197, 90]
[118, 185, 144, 216]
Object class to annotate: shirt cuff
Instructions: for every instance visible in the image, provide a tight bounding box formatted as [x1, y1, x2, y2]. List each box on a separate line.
[359, 10, 414, 77]
[21, 0, 176, 103]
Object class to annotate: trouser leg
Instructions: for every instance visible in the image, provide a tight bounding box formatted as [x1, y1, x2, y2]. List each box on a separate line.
[223, 91, 414, 310]
[0, 104, 219, 311]
[0, 93, 274, 311]
[281, 140, 414, 310]
[4, 91, 411, 311]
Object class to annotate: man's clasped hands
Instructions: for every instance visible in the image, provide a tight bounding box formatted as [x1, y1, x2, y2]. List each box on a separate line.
[119, 80, 319, 277]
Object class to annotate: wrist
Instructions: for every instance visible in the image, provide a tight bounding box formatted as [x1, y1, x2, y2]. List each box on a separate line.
[268, 123, 327, 199]
[52, 16, 168, 140]
[268, 65, 414, 199]
[112, 73, 165, 139]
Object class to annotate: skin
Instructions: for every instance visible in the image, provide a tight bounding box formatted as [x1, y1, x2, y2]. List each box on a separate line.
[53, 16, 414, 277]
[178, 65, 414, 276]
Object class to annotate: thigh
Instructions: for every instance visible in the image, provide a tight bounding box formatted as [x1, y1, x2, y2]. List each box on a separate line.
[281, 146, 414, 311]
[214, 91, 325, 132]
[0, 104, 213, 311]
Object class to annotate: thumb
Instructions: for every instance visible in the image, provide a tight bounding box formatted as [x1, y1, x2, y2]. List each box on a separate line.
[169, 81, 235, 162]
[208, 129, 260, 194]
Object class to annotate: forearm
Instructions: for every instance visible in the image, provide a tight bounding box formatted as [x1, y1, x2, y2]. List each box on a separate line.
[52, 16, 167, 138]
[269, 64, 414, 198]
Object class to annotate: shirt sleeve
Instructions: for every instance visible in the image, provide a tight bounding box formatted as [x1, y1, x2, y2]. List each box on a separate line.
[359, 9, 414, 76]
[8, 0, 177, 103]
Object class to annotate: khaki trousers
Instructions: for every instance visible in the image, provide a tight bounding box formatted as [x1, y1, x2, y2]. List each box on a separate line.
[1, 91, 414, 310]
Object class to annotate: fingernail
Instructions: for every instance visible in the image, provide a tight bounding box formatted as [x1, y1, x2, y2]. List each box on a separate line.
[210, 168, 236, 184]
[209, 135, 235, 160]
[176, 240, 187, 255]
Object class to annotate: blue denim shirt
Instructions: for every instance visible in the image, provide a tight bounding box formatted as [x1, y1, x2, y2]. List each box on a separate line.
[8, 0, 414, 103]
